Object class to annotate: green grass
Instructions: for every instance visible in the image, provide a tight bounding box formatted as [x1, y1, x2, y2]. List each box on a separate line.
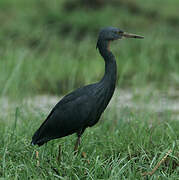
[0, 0, 179, 179]
[0, 0, 179, 98]
[0, 104, 178, 179]
[1, 35, 179, 99]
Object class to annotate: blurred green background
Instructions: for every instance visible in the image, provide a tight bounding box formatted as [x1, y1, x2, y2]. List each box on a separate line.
[0, 0, 179, 98]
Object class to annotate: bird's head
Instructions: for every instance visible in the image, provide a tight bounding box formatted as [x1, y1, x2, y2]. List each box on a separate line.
[96, 27, 144, 50]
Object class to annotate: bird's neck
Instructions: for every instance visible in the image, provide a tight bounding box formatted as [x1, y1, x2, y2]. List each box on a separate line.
[98, 40, 117, 88]
[96, 39, 117, 110]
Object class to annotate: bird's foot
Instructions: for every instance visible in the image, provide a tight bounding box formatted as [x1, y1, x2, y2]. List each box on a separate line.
[57, 145, 61, 162]
[81, 152, 90, 164]
[35, 150, 40, 166]
[74, 136, 81, 154]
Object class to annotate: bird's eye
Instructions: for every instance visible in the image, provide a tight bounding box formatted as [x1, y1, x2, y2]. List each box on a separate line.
[118, 31, 123, 35]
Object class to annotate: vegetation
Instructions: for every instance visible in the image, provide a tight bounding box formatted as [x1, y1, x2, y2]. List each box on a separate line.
[0, 104, 178, 179]
[0, 0, 178, 179]
[0, 0, 179, 97]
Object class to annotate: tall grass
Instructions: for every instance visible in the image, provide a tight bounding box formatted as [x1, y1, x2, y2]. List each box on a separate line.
[0, 104, 178, 179]
[1, 34, 178, 99]
[0, 0, 179, 98]
[0, 0, 179, 179]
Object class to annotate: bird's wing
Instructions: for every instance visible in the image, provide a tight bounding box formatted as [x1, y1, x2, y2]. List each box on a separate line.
[32, 89, 94, 145]
[42, 85, 94, 121]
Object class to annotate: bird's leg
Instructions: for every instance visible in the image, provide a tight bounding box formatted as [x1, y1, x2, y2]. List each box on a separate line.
[57, 144, 61, 162]
[74, 136, 81, 153]
[74, 128, 85, 154]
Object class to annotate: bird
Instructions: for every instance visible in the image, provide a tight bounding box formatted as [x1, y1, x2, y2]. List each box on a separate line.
[31, 27, 144, 152]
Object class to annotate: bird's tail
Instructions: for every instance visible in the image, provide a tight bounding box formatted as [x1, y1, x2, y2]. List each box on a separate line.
[31, 129, 46, 146]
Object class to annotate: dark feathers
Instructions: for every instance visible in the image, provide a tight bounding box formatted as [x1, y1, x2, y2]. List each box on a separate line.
[31, 27, 118, 147]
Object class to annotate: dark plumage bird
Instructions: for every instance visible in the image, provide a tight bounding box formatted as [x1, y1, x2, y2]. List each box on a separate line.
[31, 27, 143, 151]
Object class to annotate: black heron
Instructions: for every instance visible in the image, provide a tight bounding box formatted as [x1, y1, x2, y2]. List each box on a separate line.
[31, 27, 143, 151]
